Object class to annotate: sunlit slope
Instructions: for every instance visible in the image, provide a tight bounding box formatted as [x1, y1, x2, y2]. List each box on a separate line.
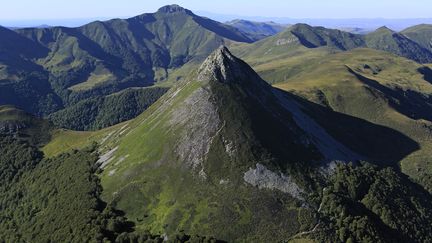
[401, 24, 432, 52]
[249, 48, 432, 190]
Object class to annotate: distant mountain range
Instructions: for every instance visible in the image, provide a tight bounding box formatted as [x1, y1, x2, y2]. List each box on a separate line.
[196, 11, 432, 31]
[225, 19, 289, 41]
[1, 4, 432, 121]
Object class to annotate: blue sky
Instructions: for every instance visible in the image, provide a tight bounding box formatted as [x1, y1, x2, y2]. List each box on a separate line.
[0, 0, 431, 20]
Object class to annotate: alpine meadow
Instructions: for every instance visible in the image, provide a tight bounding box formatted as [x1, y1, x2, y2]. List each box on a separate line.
[1, 2, 432, 243]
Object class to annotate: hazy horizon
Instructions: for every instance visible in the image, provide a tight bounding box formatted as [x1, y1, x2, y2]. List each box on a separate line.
[1, 0, 431, 20]
[1, 1, 432, 31]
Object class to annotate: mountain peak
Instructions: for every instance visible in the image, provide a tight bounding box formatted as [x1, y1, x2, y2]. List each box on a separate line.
[375, 26, 394, 33]
[157, 4, 192, 14]
[197, 46, 259, 84]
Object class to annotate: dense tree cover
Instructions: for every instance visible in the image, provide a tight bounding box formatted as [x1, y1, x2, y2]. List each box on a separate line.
[0, 137, 132, 242]
[0, 136, 42, 186]
[316, 162, 432, 243]
[115, 231, 225, 243]
[49, 87, 168, 131]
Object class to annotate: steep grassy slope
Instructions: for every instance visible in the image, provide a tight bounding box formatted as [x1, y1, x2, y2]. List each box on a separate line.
[401, 24, 432, 52]
[365, 26, 432, 63]
[225, 19, 288, 41]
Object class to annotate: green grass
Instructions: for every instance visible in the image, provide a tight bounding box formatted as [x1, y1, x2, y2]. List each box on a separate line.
[69, 69, 115, 91]
[42, 122, 126, 158]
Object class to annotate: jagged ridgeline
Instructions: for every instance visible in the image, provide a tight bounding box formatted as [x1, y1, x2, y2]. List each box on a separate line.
[94, 47, 432, 242]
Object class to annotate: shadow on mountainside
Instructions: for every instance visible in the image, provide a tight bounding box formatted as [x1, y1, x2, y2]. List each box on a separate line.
[347, 66, 432, 122]
[279, 89, 420, 167]
[418, 66, 432, 84]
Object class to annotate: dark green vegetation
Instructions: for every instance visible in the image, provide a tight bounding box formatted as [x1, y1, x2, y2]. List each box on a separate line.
[0, 137, 128, 242]
[0, 105, 52, 145]
[49, 87, 168, 130]
[225, 19, 288, 41]
[316, 162, 432, 243]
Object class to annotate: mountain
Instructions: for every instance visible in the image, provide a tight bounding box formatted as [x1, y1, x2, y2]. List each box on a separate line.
[95, 46, 325, 241]
[233, 24, 432, 65]
[225, 19, 288, 41]
[365, 26, 432, 63]
[287, 24, 366, 50]
[232, 23, 366, 60]
[0, 5, 253, 116]
[401, 24, 432, 52]
[32, 46, 432, 242]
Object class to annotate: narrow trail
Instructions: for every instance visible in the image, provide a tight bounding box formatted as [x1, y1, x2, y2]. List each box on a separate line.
[288, 188, 326, 241]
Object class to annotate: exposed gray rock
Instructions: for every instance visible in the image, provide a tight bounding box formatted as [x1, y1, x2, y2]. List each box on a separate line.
[276, 37, 298, 46]
[244, 163, 304, 200]
[97, 146, 118, 169]
[170, 87, 221, 170]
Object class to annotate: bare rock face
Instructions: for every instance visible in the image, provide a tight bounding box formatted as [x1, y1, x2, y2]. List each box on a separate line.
[197, 46, 276, 104]
[171, 87, 221, 171]
[244, 163, 304, 200]
[197, 46, 268, 87]
[197, 46, 250, 83]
